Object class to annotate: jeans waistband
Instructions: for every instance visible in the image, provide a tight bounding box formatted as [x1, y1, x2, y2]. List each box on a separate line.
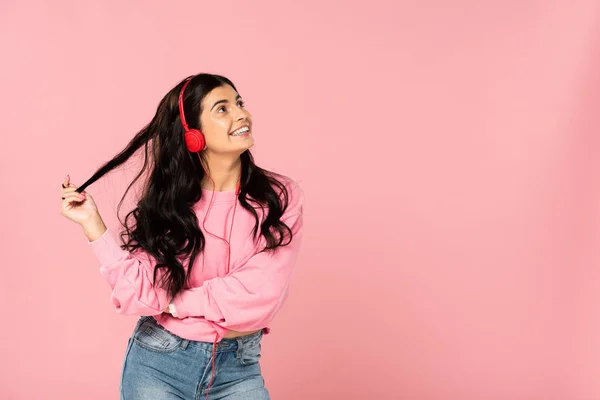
[138, 316, 263, 352]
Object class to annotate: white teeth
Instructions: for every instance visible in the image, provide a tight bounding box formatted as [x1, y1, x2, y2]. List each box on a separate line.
[231, 127, 249, 136]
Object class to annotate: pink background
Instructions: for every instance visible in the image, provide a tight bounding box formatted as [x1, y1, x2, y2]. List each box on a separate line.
[1, 1, 599, 399]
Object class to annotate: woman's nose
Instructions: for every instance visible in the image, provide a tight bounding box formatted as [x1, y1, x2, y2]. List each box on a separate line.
[234, 105, 250, 121]
[236, 111, 249, 122]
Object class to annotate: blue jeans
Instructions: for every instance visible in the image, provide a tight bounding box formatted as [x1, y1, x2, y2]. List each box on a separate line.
[120, 316, 270, 399]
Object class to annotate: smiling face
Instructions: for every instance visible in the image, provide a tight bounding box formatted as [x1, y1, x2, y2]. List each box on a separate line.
[199, 84, 254, 155]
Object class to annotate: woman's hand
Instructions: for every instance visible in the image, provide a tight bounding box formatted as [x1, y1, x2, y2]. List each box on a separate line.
[60, 175, 107, 241]
[163, 304, 176, 316]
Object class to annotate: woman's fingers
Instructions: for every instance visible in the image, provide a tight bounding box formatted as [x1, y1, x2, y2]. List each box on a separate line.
[62, 192, 86, 202]
[62, 175, 78, 188]
[62, 186, 80, 194]
[61, 175, 80, 196]
[61, 187, 81, 200]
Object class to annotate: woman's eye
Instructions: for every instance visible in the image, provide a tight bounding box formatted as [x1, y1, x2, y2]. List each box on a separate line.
[218, 106, 226, 113]
[238, 101, 245, 108]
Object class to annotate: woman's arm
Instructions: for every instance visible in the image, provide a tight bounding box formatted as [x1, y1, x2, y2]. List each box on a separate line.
[168, 184, 305, 332]
[88, 227, 171, 316]
[170, 212, 303, 331]
[60, 176, 167, 315]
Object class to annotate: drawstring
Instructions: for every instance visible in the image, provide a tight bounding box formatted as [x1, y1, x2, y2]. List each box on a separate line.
[205, 332, 219, 399]
[226, 187, 239, 274]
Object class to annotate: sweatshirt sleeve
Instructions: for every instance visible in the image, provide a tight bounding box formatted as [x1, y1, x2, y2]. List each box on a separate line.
[89, 229, 170, 316]
[170, 183, 305, 332]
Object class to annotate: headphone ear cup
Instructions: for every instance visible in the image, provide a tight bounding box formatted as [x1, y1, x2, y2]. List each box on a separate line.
[184, 129, 205, 152]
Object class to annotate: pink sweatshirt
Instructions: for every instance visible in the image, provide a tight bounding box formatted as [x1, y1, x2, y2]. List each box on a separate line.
[88, 178, 304, 342]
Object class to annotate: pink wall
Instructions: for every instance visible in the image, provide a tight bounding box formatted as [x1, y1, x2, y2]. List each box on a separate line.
[1, 1, 599, 399]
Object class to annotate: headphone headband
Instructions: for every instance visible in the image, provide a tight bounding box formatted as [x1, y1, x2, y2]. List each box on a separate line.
[178, 78, 193, 131]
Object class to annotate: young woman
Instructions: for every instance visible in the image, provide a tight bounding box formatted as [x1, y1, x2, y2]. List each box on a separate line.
[60, 73, 304, 399]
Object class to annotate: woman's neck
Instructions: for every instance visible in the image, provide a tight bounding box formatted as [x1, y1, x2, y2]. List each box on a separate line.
[200, 154, 242, 192]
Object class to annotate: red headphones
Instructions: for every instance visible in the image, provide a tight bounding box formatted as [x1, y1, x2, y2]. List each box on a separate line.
[178, 78, 205, 152]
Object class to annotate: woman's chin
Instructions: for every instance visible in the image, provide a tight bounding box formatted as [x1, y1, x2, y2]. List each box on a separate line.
[239, 137, 255, 150]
